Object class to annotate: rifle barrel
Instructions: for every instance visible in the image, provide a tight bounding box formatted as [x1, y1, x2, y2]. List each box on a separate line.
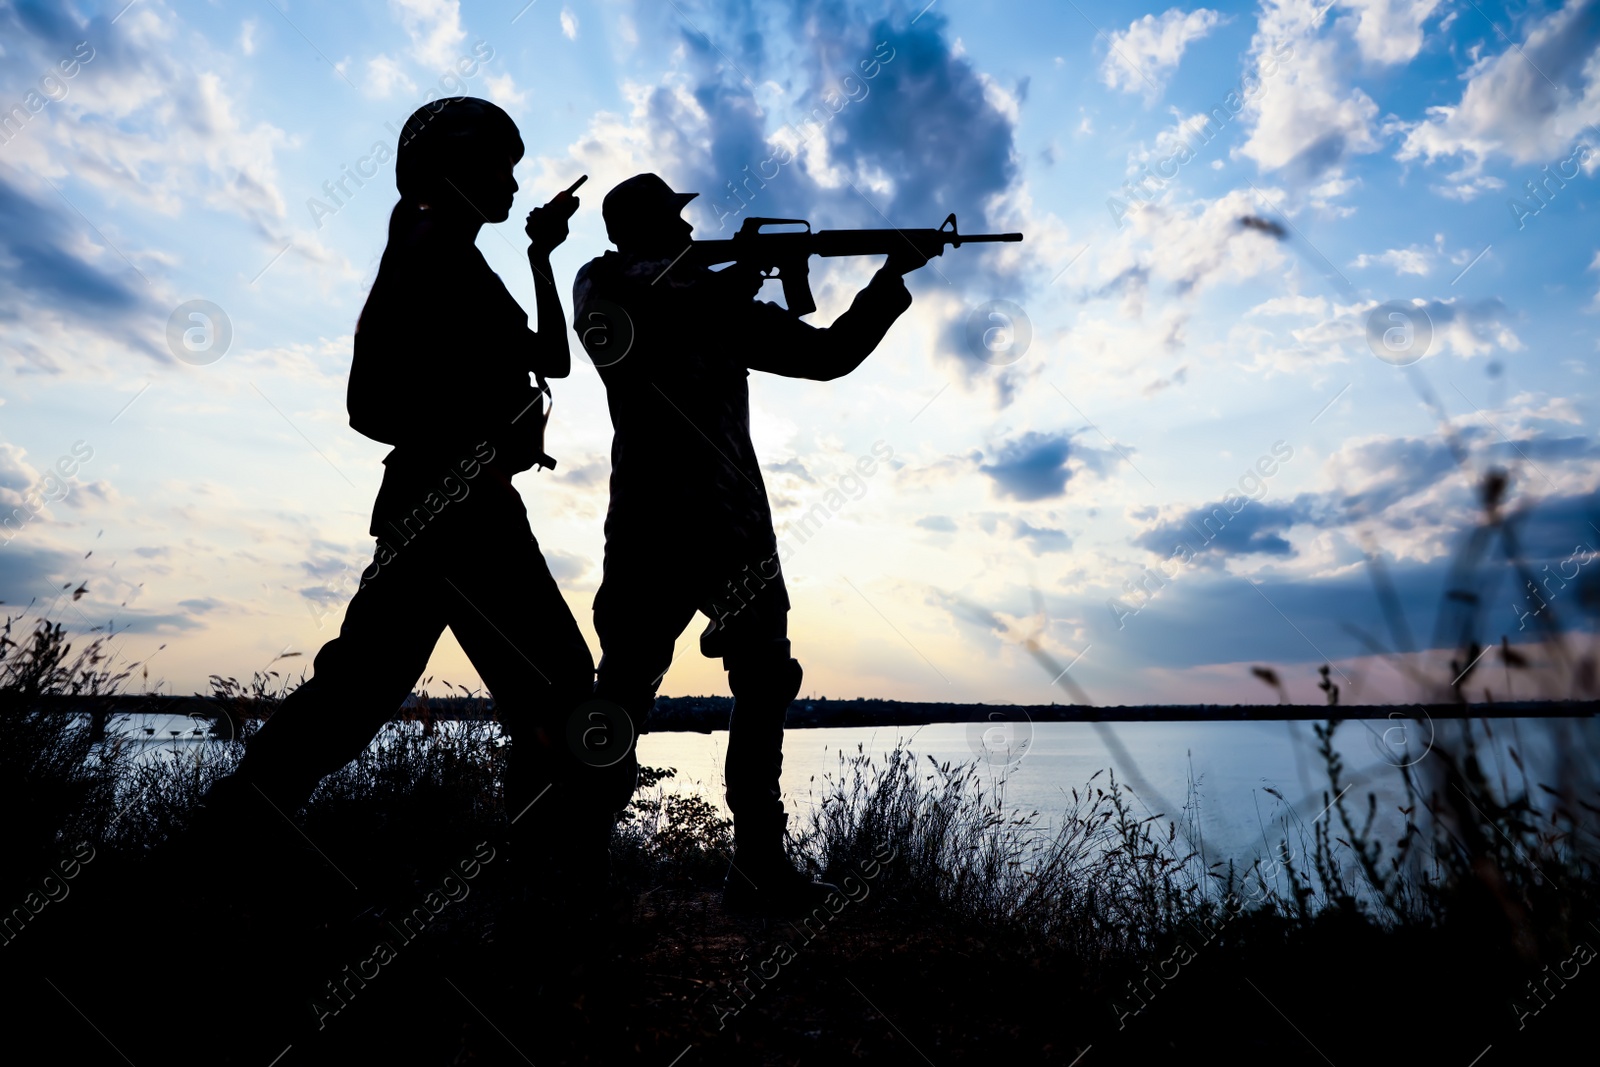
[958, 233, 1024, 242]
[686, 226, 1024, 265]
[811, 228, 1023, 256]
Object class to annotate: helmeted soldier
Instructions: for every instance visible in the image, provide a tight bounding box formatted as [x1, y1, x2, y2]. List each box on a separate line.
[193, 98, 610, 894]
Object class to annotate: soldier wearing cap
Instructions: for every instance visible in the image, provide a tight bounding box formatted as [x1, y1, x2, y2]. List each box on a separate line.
[573, 172, 927, 913]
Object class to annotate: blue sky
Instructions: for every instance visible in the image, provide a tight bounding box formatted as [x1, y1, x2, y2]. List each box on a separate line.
[1, 0, 1596, 706]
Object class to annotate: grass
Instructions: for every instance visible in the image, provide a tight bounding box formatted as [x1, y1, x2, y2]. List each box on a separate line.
[2, 612, 1592, 1064]
[2, 457, 1596, 1062]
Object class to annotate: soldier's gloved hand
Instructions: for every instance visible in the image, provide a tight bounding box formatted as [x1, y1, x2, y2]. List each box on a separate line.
[883, 246, 932, 277]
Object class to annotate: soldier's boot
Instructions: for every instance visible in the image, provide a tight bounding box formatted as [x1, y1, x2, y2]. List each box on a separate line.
[499, 717, 636, 959]
[723, 812, 840, 916]
[721, 655, 838, 915]
[720, 809, 838, 921]
[180, 772, 317, 908]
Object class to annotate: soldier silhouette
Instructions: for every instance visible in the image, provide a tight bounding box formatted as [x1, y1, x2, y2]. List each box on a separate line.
[573, 173, 927, 913]
[195, 99, 616, 889]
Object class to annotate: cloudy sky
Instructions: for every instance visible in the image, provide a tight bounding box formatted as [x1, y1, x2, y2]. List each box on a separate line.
[1, 0, 1597, 707]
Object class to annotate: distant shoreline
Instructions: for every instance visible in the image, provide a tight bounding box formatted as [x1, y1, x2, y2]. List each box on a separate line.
[644, 696, 1597, 731]
[37, 694, 1599, 732]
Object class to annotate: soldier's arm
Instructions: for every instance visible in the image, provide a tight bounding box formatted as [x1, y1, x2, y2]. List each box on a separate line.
[743, 267, 913, 382]
[527, 195, 580, 379]
[528, 252, 571, 379]
[572, 261, 646, 375]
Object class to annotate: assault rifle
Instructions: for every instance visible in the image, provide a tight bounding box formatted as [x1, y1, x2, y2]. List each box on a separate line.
[682, 213, 1022, 316]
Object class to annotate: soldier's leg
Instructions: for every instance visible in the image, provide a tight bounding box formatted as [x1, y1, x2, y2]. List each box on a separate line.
[441, 510, 601, 874]
[173, 539, 448, 961]
[702, 552, 830, 912]
[591, 552, 701, 805]
[204, 540, 447, 822]
[701, 550, 797, 825]
[722, 640, 800, 835]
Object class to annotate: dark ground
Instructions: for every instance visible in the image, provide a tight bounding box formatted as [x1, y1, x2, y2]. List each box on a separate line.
[5, 820, 1586, 1067]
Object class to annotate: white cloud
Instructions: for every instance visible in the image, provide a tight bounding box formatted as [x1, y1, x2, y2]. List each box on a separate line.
[1366, 297, 1523, 358]
[1338, 0, 1444, 65]
[0, 443, 44, 505]
[979, 71, 1023, 124]
[1505, 392, 1584, 427]
[1246, 293, 1329, 317]
[1306, 173, 1359, 214]
[0, 1, 371, 376]
[561, 6, 579, 40]
[239, 18, 257, 56]
[1102, 186, 1293, 303]
[1232, 286, 1526, 376]
[1431, 173, 1506, 201]
[365, 54, 416, 99]
[27, 27, 294, 244]
[522, 76, 707, 207]
[1101, 7, 1224, 99]
[1398, 0, 1600, 169]
[389, 0, 466, 72]
[483, 71, 528, 110]
[1350, 245, 1431, 275]
[1238, 4, 1382, 179]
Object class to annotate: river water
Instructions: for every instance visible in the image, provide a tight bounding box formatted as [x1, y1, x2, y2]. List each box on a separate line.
[118, 710, 1590, 874]
[639, 715, 1590, 871]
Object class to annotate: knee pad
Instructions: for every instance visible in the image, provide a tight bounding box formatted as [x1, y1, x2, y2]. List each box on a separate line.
[728, 656, 802, 707]
[594, 654, 665, 719]
[545, 697, 643, 815]
[506, 741, 637, 820]
[589, 686, 656, 729]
